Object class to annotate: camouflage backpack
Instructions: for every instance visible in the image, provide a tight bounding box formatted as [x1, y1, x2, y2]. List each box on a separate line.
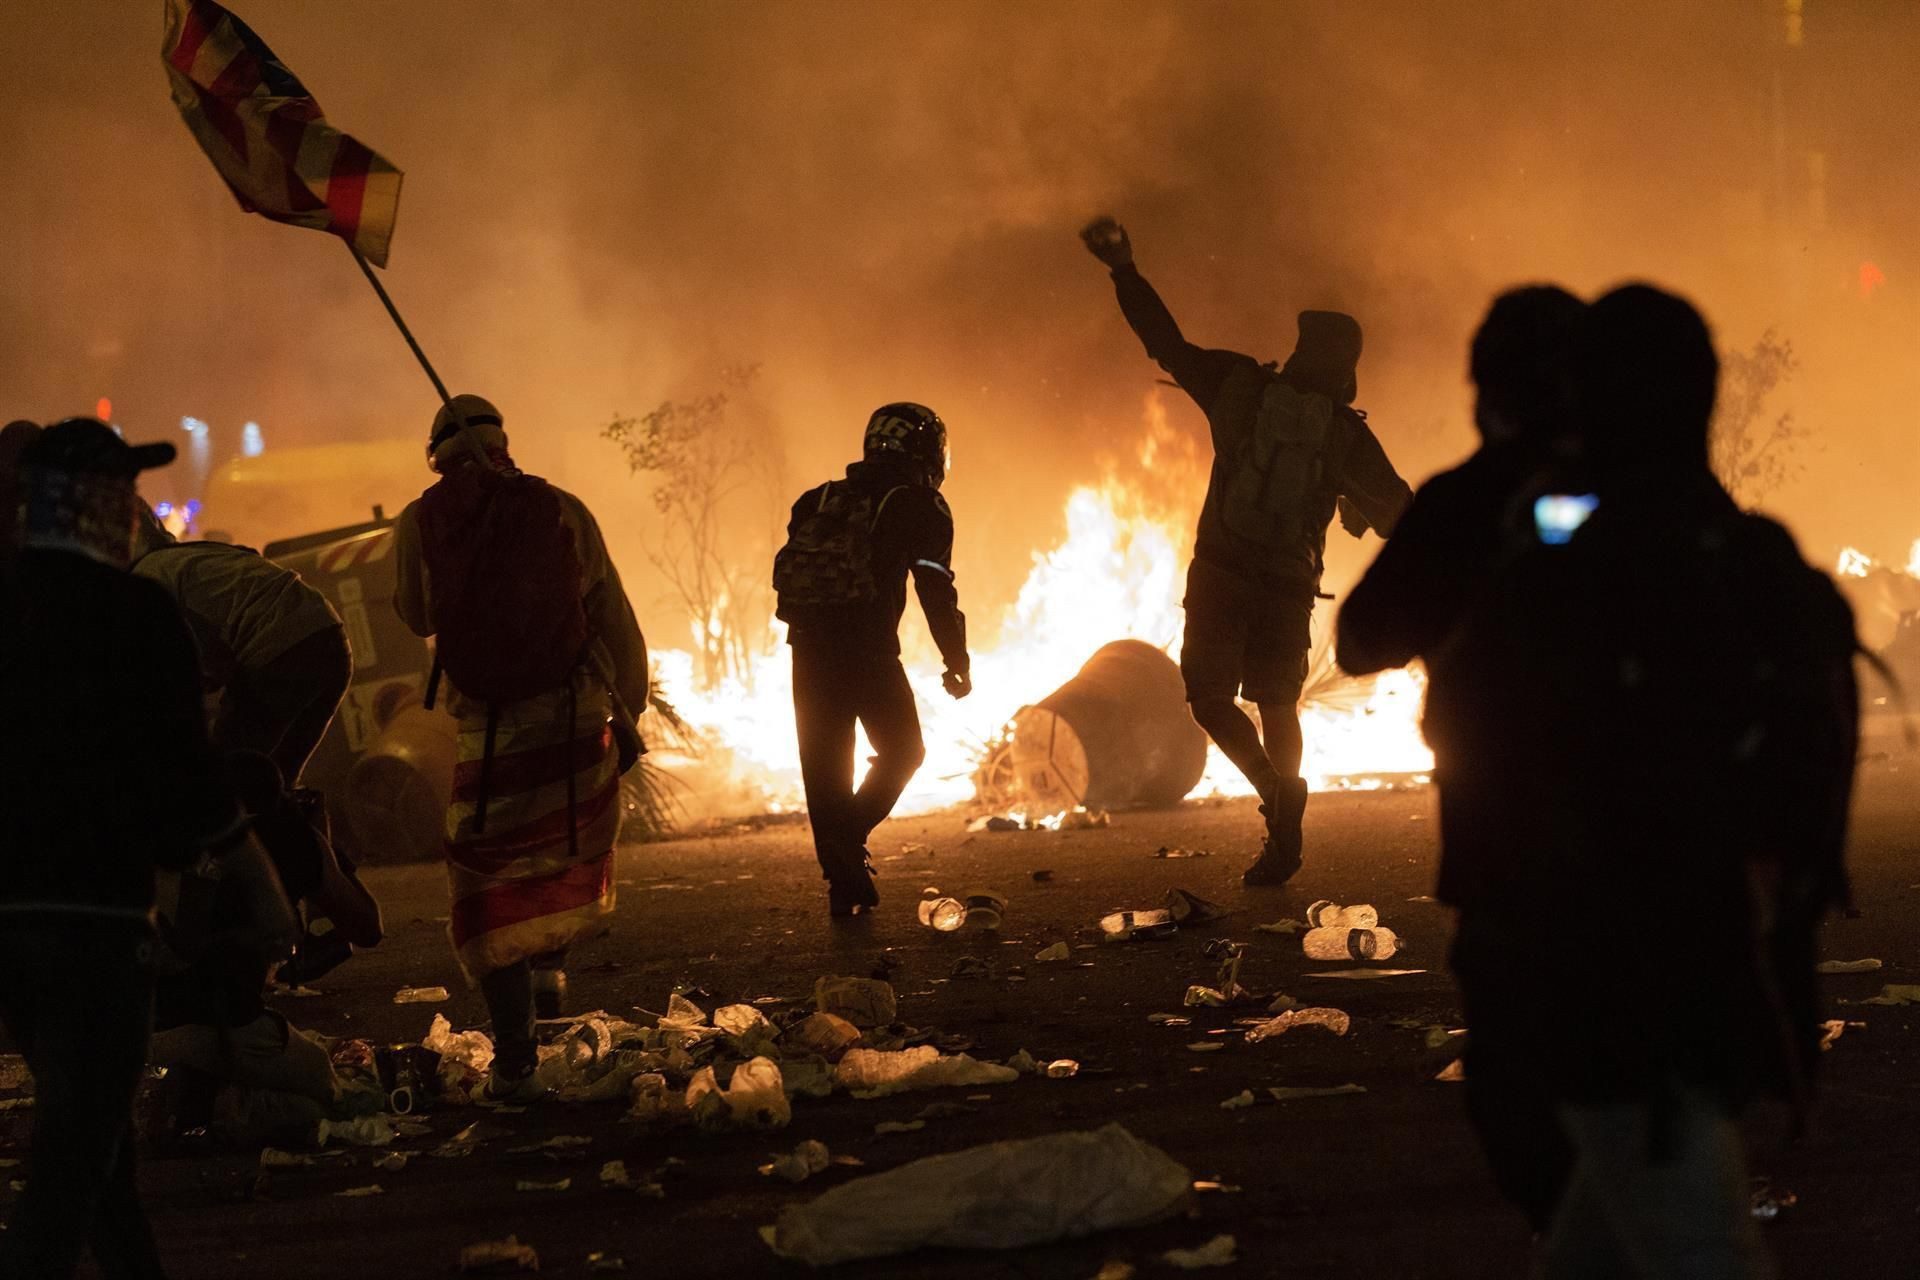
[773, 481, 906, 616]
[1219, 380, 1335, 555]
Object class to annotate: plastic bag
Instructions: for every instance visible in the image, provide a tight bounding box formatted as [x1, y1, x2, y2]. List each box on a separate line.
[687, 1057, 791, 1132]
[833, 1046, 1019, 1097]
[763, 1123, 1191, 1265]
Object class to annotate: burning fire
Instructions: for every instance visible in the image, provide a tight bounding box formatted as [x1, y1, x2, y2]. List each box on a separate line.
[649, 395, 1433, 819]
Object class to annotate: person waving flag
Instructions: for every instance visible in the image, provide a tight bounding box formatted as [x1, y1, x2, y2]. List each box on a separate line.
[162, 0, 403, 266]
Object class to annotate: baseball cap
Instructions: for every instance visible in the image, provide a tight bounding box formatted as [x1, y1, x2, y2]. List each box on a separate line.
[21, 417, 176, 475]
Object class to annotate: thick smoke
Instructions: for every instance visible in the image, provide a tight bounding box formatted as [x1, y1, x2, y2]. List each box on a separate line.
[3, 0, 1916, 647]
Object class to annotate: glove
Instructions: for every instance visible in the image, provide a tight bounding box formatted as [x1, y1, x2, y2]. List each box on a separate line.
[1079, 216, 1133, 269]
[942, 668, 973, 700]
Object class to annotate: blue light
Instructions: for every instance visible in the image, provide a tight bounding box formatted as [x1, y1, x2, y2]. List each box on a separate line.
[240, 422, 264, 457]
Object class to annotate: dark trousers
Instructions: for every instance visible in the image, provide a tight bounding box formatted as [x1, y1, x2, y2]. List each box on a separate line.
[0, 919, 167, 1280]
[211, 625, 353, 786]
[791, 642, 925, 880]
[1452, 911, 1575, 1233]
[479, 949, 565, 1080]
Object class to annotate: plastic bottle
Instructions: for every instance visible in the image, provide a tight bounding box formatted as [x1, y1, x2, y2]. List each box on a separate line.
[1304, 900, 1379, 929]
[1099, 909, 1177, 941]
[917, 892, 967, 931]
[961, 889, 1006, 931]
[1302, 925, 1400, 961]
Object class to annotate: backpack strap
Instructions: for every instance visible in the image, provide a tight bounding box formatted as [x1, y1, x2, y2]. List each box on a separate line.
[871, 485, 908, 529]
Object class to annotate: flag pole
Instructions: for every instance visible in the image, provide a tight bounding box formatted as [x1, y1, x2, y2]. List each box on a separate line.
[348, 244, 451, 405]
[347, 243, 496, 469]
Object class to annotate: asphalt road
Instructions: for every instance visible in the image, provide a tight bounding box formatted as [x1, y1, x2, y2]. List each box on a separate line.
[14, 760, 1918, 1279]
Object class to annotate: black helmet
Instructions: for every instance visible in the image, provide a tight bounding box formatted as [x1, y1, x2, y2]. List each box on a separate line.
[863, 402, 948, 488]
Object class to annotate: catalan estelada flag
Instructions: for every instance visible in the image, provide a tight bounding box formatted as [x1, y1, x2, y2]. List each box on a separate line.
[162, 0, 403, 266]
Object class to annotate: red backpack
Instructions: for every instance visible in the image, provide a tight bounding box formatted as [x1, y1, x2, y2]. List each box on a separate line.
[414, 467, 588, 706]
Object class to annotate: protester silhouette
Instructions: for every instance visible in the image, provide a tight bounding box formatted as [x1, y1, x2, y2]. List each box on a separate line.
[1380, 286, 1858, 1276]
[1339, 284, 1586, 1230]
[0, 418, 296, 1279]
[1081, 216, 1412, 885]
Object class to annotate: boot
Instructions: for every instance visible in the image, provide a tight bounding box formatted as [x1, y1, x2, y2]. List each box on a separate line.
[1243, 777, 1308, 886]
[826, 844, 880, 918]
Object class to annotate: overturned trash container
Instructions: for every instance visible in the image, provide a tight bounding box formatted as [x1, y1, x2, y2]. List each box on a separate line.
[1007, 640, 1207, 812]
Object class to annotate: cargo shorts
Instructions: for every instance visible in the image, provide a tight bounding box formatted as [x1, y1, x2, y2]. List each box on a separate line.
[1179, 558, 1315, 706]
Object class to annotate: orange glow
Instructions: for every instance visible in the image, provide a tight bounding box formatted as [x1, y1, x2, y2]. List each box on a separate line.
[650, 393, 1433, 818]
[95, 397, 112, 422]
[1859, 261, 1886, 298]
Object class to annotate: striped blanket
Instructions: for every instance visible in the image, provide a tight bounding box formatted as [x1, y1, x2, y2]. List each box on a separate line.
[445, 677, 620, 979]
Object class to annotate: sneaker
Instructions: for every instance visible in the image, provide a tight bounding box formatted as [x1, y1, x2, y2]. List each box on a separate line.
[478, 1068, 549, 1105]
[1244, 778, 1308, 887]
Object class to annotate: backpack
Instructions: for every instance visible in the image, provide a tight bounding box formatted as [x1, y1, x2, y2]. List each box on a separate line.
[1218, 380, 1335, 555]
[772, 481, 905, 617]
[414, 466, 588, 706]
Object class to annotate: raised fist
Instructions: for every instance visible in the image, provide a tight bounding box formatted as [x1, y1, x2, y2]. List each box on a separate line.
[1079, 216, 1133, 269]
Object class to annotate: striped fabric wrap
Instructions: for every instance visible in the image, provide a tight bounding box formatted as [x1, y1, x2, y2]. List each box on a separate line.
[445, 678, 620, 980]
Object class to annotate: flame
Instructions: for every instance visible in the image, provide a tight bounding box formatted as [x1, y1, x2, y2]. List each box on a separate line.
[1908, 539, 1920, 580]
[650, 394, 1433, 819]
[1837, 546, 1872, 578]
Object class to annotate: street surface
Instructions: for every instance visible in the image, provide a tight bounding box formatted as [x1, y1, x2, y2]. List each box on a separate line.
[15, 763, 1918, 1279]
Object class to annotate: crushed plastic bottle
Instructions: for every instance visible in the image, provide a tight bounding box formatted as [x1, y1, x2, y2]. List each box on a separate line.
[917, 892, 967, 931]
[1304, 900, 1379, 930]
[1302, 925, 1400, 961]
[1099, 909, 1177, 942]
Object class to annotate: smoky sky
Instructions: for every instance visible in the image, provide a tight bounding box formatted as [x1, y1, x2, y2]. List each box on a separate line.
[5, 0, 1917, 645]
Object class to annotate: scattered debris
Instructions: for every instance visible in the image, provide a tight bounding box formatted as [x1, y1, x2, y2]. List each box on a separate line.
[762, 1124, 1192, 1266]
[1166, 888, 1228, 924]
[1092, 1263, 1137, 1280]
[393, 985, 451, 1004]
[1816, 958, 1884, 974]
[316, 1114, 396, 1148]
[433, 1123, 482, 1159]
[459, 1237, 540, 1273]
[1220, 1090, 1256, 1110]
[1819, 1019, 1867, 1051]
[1162, 1234, 1238, 1269]
[1435, 1060, 1467, 1083]
[1244, 1008, 1350, 1042]
[1045, 1059, 1081, 1079]
[373, 1152, 411, 1173]
[790, 1012, 862, 1061]
[1856, 984, 1920, 1006]
[597, 1160, 665, 1197]
[259, 1148, 315, 1169]
[1147, 1012, 1191, 1026]
[814, 977, 899, 1027]
[586, 1251, 626, 1273]
[875, 1120, 926, 1135]
[1031, 869, 1055, 882]
[1303, 924, 1402, 961]
[1153, 846, 1211, 859]
[334, 1184, 385, 1198]
[515, 1177, 571, 1193]
[1034, 941, 1072, 963]
[1304, 968, 1427, 980]
[1099, 909, 1178, 943]
[1266, 1084, 1366, 1101]
[835, 1046, 1020, 1096]
[950, 956, 993, 979]
[688, 1057, 791, 1132]
[1185, 1043, 1224, 1053]
[760, 1140, 835, 1182]
[1253, 918, 1304, 935]
[505, 1134, 593, 1155]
